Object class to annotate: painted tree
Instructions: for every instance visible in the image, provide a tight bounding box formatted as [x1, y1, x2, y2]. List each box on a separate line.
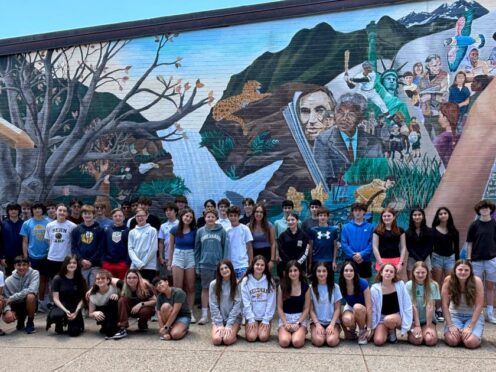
[0, 34, 213, 204]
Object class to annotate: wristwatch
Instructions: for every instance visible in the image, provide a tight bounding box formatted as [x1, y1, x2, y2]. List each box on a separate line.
[141, 302, 145, 307]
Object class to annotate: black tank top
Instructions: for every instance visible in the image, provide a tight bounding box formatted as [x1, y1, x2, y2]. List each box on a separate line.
[381, 291, 400, 315]
[283, 282, 309, 314]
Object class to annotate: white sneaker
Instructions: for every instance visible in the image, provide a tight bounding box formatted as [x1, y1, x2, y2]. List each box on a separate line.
[486, 311, 496, 324]
[190, 314, 197, 324]
[198, 316, 209, 325]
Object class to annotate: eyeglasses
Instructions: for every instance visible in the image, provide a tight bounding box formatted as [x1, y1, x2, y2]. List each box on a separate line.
[95, 206, 105, 210]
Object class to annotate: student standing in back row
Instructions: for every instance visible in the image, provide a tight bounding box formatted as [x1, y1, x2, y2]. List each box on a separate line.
[340, 203, 374, 281]
[226, 206, 253, 280]
[128, 208, 157, 283]
[301, 199, 322, 235]
[195, 209, 227, 325]
[307, 207, 338, 273]
[466, 200, 496, 324]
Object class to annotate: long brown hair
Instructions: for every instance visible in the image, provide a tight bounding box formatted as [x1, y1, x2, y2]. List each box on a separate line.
[448, 260, 476, 307]
[249, 203, 271, 241]
[215, 259, 237, 303]
[439, 102, 459, 138]
[374, 208, 401, 235]
[281, 260, 304, 300]
[121, 269, 153, 300]
[374, 263, 399, 283]
[176, 207, 196, 237]
[410, 261, 435, 307]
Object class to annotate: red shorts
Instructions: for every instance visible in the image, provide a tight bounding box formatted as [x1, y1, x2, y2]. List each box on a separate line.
[374, 257, 401, 272]
[102, 261, 129, 279]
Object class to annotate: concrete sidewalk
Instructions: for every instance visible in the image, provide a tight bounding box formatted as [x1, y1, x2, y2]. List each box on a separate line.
[1, 314, 495, 371]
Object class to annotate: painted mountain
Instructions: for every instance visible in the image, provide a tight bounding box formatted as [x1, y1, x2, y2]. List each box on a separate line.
[398, 0, 488, 27]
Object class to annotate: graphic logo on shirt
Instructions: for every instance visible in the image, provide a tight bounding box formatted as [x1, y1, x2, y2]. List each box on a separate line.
[317, 231, 331, 240]
[55, 232, 62, 240]
[33, 224, 46, 241]
[81, 231, 94, 244]
[112, 231, 122, 243]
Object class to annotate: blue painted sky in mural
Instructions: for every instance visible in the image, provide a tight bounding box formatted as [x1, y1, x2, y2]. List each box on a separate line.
[4, 0, 495, 39]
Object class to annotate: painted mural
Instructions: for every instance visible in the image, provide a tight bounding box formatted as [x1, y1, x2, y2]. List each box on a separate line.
[0, 0, 495, 238]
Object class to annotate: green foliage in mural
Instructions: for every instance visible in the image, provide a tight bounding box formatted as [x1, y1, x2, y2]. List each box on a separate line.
[249, 131, 280, 155]
[343, 158, 390, 185]
[385, 154, 442, 211]
[200, 130, 235, 161]
[136, 177, 190, 197]
[226, 165, 240, 180]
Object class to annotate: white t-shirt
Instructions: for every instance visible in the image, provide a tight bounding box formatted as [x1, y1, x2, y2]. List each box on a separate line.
[218, 217, 231, 231]
[0, 271, 4, 287]
[158, 219, 179, 261]
[45, 220, 77, 262]
[227, 224, 253, 269]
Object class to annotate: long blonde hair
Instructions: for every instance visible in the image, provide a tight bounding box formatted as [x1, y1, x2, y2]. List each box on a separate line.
[410, 261, 436, 306]
[121, 269, 153, 300]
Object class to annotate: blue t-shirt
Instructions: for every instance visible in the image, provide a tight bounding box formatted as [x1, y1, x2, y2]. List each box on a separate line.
[171, 227, 196, 250]
[448, 85, 470, 115]
[343, 278, 369, 307]
[308, 225, 338, 262]
[20, 217, 50, 259]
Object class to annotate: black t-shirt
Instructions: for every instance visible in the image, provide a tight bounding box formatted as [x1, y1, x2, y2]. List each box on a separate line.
[432, 228, 459, 259]
[239, 215, 252, 225]
[376, 228, 404, 258]
[277, 228, 309, 263]
[405, 227, 433, 261]
[467, 219, 496, 261]
[197, 216, 206, 228]
[52, 275, 84, 312]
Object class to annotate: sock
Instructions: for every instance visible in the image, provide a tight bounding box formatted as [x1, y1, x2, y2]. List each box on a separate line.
[201, 307, 209, 318]
[487, 305, 494, 315]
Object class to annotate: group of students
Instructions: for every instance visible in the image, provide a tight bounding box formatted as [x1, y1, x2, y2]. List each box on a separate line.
[0, 195, 494, 349]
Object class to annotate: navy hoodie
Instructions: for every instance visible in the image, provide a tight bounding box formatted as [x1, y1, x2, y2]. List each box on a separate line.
[0, 218, 24, 259]
[71, 222, 104, 266]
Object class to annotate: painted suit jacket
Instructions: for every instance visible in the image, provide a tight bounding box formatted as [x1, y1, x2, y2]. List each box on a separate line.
[313, 126, 383, 184]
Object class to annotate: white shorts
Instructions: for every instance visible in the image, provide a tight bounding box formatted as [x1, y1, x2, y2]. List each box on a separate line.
[278, 312, 308, 329]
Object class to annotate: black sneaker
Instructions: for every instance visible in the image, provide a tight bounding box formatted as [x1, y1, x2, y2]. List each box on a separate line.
[55, 323, 64, 334]
[112, 329, 128, 340]
[436, 310, 444, 322]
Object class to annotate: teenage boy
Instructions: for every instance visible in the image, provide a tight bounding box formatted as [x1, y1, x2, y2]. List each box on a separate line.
[274, 200, 296, 237]
[121, 201, 133, 221]
[0, 203, 24, 275]
[197, 199, 216, 228]
[174, 196, 188, 214]
[240, 198, 255, 225]
[128, 197, 161, 231]
[307, 207, 338, 272]
[71, 205, 104, 287]
[158, 203, 179, 279]
[340, 202, 374, 280]
[217, 198, 232, 231]
[466, 199, 496, 324]
[2, 256, 40, 334]
[153, 277, 191, 340]
[227, 206, 253, 280]
[68, 198, 83, 224]
[20, 200, 32, 221]
[20, 202, 50, 312]
[301, 199, 322, 235]
[94, 202, 113, 228]
[45, 204, 77, 278]
[45, 200, 58, 221]
[102, 208, 130, 279]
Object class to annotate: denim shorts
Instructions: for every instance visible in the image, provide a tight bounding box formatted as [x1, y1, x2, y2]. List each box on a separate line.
[175, 315, 191, 327]
[472, 257, 496, 283]
[172, 249, 195, 270]
[234, 267, 248, 280]
[407, 256, 431, 272]
[444, 312, 484, 339]
[277, 312, 308, 329]
[431, 252, 455, 271]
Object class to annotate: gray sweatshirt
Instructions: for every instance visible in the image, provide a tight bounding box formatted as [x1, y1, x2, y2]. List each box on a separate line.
[3, 267, 40, 312]
[194, 224, 226, 270]
[241, 274, 276, 324]
[208, 279, 242, 327]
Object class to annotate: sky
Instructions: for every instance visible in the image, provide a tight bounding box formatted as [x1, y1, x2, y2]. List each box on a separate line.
[3, 0, 495, 40]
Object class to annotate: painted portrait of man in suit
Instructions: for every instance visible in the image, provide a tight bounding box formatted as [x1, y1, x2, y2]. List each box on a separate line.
[313, 92, 383, 184]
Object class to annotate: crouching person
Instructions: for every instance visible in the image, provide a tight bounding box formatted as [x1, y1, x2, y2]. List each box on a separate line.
[153, 277, 191, 340]
[2, 256, 40, 334]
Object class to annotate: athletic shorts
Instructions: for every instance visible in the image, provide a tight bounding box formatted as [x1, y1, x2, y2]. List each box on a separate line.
[200, 268, 216, 289]
[471, 258, 496, 283]
[29, 257, 49, 276]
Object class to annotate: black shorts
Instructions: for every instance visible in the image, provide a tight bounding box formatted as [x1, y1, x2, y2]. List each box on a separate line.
[355, 261, 372, 279]
[252, 247, 271, 263]
[47, 260, 63, 279]
[29, 257, 49, 276]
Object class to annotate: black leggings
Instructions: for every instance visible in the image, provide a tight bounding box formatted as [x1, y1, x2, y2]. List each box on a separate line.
[46, 307, 84, 337]
[95, 300, 119, 337]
